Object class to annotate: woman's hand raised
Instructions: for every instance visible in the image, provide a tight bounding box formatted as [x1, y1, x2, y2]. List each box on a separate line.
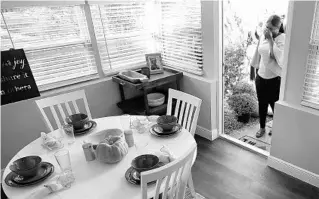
[263, 28, 273, 40]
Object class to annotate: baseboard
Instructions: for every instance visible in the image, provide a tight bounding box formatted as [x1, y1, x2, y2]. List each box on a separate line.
[268, 156, 319, 188]
[196, 126, 218, 141]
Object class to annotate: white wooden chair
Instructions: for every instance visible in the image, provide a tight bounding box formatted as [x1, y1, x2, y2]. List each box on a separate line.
[166, 88, 202, 198]
[141, 144, 197, 199]
[35, 90, 92, 131]
[167, 89, 202, 136]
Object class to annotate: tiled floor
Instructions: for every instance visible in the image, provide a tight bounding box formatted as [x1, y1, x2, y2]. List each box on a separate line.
[229, 120, 273, 152]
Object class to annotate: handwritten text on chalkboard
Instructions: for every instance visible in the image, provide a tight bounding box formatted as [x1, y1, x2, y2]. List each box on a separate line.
[1, 49, 40, 105]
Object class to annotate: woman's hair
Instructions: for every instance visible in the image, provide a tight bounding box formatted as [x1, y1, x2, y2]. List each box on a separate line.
[267, 15, 284, 33]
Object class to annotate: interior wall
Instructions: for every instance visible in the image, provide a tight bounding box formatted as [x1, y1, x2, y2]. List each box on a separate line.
[271, 102, 319, 174]
[180, 76, 212, 131]
[270, 1, 319, 175]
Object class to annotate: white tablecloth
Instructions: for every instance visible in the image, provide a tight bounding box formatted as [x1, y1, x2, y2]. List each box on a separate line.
[2, 116, 197, 199]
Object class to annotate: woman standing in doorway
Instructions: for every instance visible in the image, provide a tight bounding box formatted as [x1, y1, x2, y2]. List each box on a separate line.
[251, 15, 285, 138]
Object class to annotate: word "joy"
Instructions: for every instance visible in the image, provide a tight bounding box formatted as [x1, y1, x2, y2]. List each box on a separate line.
[1, 57, 25, 70]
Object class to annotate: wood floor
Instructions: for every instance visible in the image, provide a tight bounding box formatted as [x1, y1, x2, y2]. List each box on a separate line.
[191, 136, 319, 199]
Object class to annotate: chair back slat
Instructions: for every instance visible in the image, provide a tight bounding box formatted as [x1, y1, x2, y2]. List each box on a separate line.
[35, 90, 92, 131]
[141, 144, 196, 199]
[173, 99, 181, 118]
[65, 102, 72, 115]
[154, 177, 164, 199]
[162, 174, 172, 199]
[167, 95, 173, 115]
[57, 104, 67, 123]
[183, 103, 190, 130]
[39, 106, 53, 131]
[50, 106, 61, 129]
[178, 101, 185, 126]
[72, 100, 80, 114]
[166, 89, 202, 136]
[186, 105, 194, 132]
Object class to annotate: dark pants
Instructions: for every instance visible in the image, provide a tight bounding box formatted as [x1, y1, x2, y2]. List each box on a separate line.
[255, 74, 281, 128]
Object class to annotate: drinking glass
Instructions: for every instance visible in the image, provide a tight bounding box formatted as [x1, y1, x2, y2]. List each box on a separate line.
[54, 149, 75, 188]
[62, 123, 75, 145]
[131, 116, 148, 134]
[120, 114, 131, 131]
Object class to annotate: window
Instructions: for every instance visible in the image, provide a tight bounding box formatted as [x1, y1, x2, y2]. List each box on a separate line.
[1, 5, 98, 91]
[1, 1, 203, 91]
[301, 1, 319, 109]
[159, 0, 203, 75]
[90, 2, 154, 73]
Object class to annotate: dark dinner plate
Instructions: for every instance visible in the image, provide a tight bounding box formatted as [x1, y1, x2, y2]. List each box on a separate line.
[74, 121, 97, 135]
[125, 162, 165, 185]
[5, 162, 54, 187]
[150, 124, 181, 137]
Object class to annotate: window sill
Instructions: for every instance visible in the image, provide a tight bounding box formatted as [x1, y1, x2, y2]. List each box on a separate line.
[40, 65, 146, 97]
[39, 65, 214, 98]
[40, 76, 113, 98]
[277, 100, 319, 116]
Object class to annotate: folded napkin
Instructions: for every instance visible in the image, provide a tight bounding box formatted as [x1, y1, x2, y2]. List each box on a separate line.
[152, 145, 176, 164]
[41, 132, 61, 150]
[26, 172, 75, 199]
[26, 176, 63, 199]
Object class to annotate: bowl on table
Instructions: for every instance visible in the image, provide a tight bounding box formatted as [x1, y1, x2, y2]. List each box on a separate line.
[156, 115, 178, 131]
[131, 154, 159, 178]
[66, 113, 89, 130]
[147, 93, 165, 107]
[9, 156, 42, 178]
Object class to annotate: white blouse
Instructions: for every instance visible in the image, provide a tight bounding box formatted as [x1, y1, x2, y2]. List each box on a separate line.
[257, 33, 285, 79]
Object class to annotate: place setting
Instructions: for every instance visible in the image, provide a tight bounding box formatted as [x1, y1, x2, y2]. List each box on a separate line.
[125, 145, 175, 186]
[65, 113, 97, 136]
[149, 115, 182, 137]
[5, 156, 54, 188]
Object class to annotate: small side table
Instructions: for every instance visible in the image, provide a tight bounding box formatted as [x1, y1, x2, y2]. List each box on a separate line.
[112, 68, 183, 115]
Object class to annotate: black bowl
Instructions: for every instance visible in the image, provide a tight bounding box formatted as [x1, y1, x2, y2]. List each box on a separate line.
[157, 115, 178, 131]
[9, 156, 42, 178]
[66, 113, 89, 130]
[131, 154, 159, 173]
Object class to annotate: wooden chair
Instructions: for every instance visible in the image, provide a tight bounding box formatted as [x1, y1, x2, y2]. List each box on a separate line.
[166, 88, 202, 198]
[35, 90, 92, 131]
[167, 89, 202, 136]
[141, 144, 197, 199]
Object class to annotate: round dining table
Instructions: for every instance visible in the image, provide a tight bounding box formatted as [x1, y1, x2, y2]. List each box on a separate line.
[2, 116, 197, 199]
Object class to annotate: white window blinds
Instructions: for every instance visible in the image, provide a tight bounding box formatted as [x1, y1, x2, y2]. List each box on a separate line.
[159, 0, 203, 75]
[90, 2, 154, 73]
[301, 1, 319, 109]
[1, 5, 98, 91]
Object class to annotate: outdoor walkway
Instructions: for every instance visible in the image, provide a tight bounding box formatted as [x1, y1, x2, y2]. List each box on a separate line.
[229, 120, 273, 152]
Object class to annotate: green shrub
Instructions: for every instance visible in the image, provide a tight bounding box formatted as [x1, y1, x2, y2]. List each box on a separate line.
[232, 81, 256, 97]
[224, 102, 244, 134]
[224, 44, 246, 96]
[228, 93, 257, 116]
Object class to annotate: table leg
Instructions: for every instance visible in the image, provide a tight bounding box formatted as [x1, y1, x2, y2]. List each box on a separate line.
[143, 88, 150, 115]
[119, 84, 125, 101]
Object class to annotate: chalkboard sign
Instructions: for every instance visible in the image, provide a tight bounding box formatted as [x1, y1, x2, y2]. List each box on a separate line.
[1, 49, 40, 105]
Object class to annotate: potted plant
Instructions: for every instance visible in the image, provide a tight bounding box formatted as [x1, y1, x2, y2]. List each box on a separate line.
[228, 93, 257, 123]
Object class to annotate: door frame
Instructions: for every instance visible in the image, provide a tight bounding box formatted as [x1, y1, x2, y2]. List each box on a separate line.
[217, 0, 294, 157]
